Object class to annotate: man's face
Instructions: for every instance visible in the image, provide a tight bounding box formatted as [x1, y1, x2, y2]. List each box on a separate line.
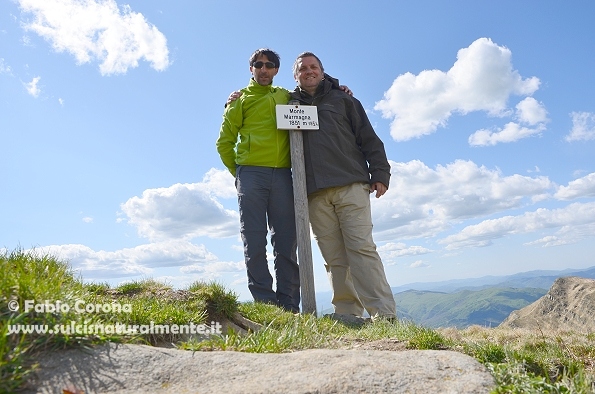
[294, 56, 323, 92]
[250, 54, 278, 86]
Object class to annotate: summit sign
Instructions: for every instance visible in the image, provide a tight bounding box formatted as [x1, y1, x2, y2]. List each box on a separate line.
[276, 105, 319, 130]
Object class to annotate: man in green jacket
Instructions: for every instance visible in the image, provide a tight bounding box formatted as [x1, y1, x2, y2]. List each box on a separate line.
[216, 48, 299, 312]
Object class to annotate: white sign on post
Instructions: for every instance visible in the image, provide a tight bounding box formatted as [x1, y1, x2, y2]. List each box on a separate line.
[276, 105, 319, 130]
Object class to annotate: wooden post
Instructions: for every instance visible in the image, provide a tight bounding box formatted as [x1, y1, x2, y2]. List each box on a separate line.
[288, 101, 317, 314]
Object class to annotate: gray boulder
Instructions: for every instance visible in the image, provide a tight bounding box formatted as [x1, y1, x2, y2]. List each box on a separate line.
[24, 342, 495, 393]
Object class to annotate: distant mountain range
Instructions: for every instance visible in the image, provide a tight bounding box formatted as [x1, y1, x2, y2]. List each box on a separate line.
[316, 265, 595, 328]
[389, 266, 595, 294]
[395, 287, 547, 328]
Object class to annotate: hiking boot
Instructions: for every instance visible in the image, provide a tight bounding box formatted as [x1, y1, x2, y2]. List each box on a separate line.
[324, 313, 370, 327]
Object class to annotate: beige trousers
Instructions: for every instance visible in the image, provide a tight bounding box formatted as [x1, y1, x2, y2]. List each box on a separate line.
[308, 182, 397, 318]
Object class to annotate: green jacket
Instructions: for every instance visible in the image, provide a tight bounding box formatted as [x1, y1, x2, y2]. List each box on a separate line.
[216, 79, 291, 177]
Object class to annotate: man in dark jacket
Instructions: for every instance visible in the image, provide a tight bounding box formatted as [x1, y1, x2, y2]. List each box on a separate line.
[290, 52, 397, 320]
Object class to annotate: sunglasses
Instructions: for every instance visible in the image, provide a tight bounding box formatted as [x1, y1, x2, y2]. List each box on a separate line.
[253, 61, 276, 69]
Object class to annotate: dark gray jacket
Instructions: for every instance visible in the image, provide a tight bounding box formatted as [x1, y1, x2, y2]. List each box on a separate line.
[289, 75, 391, 195]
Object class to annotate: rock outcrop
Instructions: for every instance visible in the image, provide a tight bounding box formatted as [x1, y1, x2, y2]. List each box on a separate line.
[499, 276, 595, 333]
[24, 343, 495, 393]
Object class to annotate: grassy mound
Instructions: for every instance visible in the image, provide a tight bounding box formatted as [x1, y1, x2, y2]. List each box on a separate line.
[2, 248, 594, 393]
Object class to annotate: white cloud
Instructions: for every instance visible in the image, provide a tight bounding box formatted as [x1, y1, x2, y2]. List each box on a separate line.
[231, 277, 248, 287]
[58, 97, 64, 106]
[524, 235, 569, 247]
[180, 260, 244, 274]
[34, 240, 223, 279]
[566, 112, 595, 142]
[410, 260, 430, 268]
[21, 35, 33, 46]
[524, 223, 595, 247]
[468, 97, 548, 146]
[468, 122, 546, 146]
[372, 159, 554, 240]
[378, 242, 432, 257]
[23, 168, 241, 283]
[17, 0, 170, 75]
[24, 76, 41, 97]
[555, 172, 595, 200]
[0, 58, 11, 74]
[200, 167, 237, 199]
[527, 166, 541, 174]
[515, 97, 548, 125]
[378, 242, 433, 266]
[374, 37, 540, 142]
[439, 202, 595, 250]
[120, 169, 239, 241]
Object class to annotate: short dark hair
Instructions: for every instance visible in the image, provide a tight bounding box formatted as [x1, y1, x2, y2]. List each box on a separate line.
[249, 48, 280, 69]
[292, 52, 324, 76]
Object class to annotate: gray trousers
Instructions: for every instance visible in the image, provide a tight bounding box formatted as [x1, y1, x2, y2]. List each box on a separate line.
[236, 165, 300, 312]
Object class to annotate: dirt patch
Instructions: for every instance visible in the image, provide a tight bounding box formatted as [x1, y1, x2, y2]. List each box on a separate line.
[341, 337, 409, 351]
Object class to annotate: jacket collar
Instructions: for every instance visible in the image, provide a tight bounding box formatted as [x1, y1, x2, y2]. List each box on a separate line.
[247, 78, 275, 93]
[292, 73, 341, 100]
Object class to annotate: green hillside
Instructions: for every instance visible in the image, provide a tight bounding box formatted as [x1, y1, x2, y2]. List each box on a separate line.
[395, 287, 547, 328]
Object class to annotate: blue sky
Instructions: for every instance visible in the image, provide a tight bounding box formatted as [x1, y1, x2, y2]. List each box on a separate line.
[2, 0, 595, 303]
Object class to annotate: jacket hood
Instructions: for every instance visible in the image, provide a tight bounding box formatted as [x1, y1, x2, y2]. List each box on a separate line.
[323, 73, 341, 89]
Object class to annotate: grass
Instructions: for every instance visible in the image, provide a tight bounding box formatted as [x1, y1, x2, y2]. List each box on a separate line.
[188, 280, 239, 319]
[2, 248, 595, 393]
[441, 326, 595, 392]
